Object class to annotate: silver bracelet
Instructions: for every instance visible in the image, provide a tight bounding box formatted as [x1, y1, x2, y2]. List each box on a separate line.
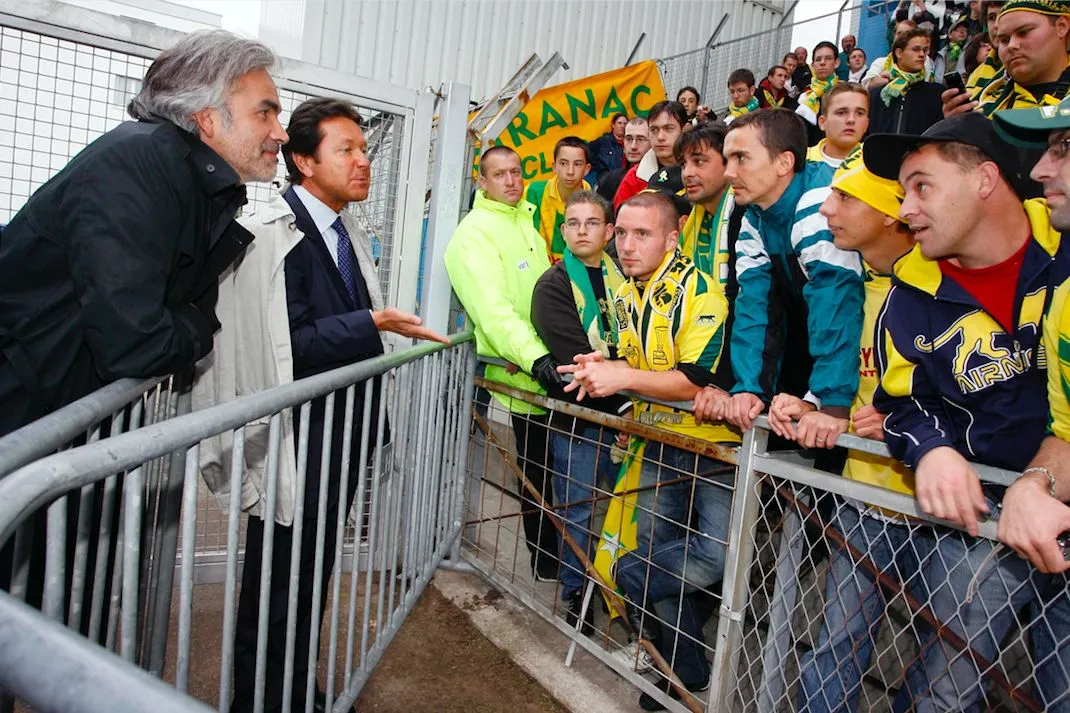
[1021, 466, 1056, 498]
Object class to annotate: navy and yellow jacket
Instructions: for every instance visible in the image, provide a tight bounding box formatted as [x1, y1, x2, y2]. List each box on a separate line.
[731, 162, 865, 408]
[873, 200, 1070, 473]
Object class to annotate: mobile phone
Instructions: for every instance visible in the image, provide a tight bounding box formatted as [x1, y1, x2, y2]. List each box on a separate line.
[1059, 531, 1070, 562]
[944, 71, 966, 94]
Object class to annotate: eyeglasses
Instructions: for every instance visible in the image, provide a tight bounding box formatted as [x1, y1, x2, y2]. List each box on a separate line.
[1046, 138, 1070, 161]
[564, 219, 605, 231]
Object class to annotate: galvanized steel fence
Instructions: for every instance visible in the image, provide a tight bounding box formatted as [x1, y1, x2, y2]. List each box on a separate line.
[0, 334, 477, 713]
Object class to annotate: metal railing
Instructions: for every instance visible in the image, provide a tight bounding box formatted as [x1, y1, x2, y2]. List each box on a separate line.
[456, 376, 1065, 713]
[0, 333, 477, 713]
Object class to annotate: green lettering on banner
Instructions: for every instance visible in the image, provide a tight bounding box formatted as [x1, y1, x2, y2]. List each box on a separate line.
[540, 101, 569, 134]
[507, 113, 537, 146]
[629, 85, 653, 116]
[602, 87, 628, 118]
[539, 152, 553, 174]
[567, 89, 598, 124]
[521, 155, 539, 180]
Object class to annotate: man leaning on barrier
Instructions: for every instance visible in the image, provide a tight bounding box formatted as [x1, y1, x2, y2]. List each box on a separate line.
[865, 113, 1070, 711]
[0, 30, 285, 438]
[560, 192, 739, 711]
[194, 97, 447, 713]
[530, 190, 630, 633]
[995, 96, 1070, 577]
[766, 145, 919, 713]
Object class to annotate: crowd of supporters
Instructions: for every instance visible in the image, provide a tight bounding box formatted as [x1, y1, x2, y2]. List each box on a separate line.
[446, 0, 1070, 710]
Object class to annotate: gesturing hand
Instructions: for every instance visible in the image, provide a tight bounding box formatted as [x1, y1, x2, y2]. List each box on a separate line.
[372, 307, 450, 344]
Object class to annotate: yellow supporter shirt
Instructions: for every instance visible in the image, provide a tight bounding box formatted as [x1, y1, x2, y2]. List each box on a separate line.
[1044, 278, 1070, 441]
[842, 270, 915, 496]
[614, 251, 741, 444]
[522, 176, 591, 264]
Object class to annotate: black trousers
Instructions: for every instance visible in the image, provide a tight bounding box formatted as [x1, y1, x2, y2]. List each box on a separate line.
[509, 412, 557, 576]
[231, 486, 354, 713]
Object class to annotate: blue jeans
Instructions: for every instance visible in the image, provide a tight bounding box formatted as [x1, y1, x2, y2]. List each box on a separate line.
[895, 508, 1070, 713]
[615, 442, 735, 687]
[549, 423, 616, 598]
[797, 503, 924, 713]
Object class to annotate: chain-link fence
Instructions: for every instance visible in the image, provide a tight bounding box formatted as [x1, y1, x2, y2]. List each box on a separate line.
[458, 370, 1068, 713]
[657, 3, 863, 118]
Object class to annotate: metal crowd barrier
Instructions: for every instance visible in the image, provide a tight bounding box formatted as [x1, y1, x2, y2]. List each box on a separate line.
[457, 374, 1066, 713]
[0, 333, 477, 713]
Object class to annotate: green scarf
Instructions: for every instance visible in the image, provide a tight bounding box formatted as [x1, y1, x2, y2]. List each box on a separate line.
[563, 249, 625, 357]
[679, 189, 733, 281]
[880, 63, 926, 107]
[728, 96, 759, 117]
[948, 41, 964, 64]
[800, 75, 838, 115]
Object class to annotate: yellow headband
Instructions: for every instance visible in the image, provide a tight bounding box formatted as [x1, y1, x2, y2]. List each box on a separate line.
[831, 145, 905, 222]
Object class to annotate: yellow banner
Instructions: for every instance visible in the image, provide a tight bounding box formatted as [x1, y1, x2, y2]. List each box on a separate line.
[490, 61, 666, 181]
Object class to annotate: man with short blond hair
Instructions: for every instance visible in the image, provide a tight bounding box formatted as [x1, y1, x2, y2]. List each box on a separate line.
[808, 82, 869, 168]
[562, 191, 734, 709]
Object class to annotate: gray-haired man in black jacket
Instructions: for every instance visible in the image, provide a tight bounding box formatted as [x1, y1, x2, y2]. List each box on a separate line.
[0, 29, 287, 437]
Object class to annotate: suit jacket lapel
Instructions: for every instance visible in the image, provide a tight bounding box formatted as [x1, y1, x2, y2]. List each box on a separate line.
[282, 187, 356, 309]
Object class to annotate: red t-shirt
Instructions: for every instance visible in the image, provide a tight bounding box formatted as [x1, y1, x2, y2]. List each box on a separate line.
[938, 237, 1030, 333]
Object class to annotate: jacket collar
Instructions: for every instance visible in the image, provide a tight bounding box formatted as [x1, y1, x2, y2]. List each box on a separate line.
[171, 123, 245, 196]
[473, 189, 535, 217]
[751, 171, 805, 228]
[893, 198, 1060, 298]
[636, 148, 661, 182]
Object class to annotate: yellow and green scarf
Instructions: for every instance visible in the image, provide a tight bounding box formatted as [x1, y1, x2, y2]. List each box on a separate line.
[563, 248, 625, 357]
[593, 437, 646, 618]
[880, 63, 927, 107]
[966, 48, 1003, 95]
[679, 189, 734, 284]
[977, 55, 1070, 116]
[800, 75, 838, 115]
[947, 41, 964, 65]
[728, 96, 760, 118]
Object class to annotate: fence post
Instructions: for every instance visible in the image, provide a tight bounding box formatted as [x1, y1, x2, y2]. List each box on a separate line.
[835, 0, 850, 41]
[421, 82, 473, 336]
[707, 425, 766, 711]
[700, 13, 730, 106]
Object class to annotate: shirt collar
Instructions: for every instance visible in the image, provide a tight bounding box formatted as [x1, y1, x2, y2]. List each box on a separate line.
[292, 184, 343, 235]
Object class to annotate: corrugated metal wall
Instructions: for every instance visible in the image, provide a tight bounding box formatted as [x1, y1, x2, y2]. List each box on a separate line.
[282, 0, 790, 101]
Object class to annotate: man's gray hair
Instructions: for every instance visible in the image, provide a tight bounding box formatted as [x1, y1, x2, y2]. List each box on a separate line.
[128, 30, 277, 133]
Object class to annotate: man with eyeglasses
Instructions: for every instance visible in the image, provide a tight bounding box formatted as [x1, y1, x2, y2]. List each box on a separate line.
[797, 42, 842, 147]
[524, 136, 592, 263]
[598, 117, 650, 207]
[530, 190, 630, 631]
[988, 95, 1070, 712]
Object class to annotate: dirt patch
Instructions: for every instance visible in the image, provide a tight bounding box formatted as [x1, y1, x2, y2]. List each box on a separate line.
[356, 584, 565, 713]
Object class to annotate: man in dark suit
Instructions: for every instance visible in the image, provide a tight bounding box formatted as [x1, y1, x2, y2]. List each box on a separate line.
[229, 98, 446, 713]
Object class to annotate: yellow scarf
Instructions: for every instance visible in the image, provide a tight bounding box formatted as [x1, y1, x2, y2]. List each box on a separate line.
[800, 75, 838, 115]
[679, 189, 734, 285]
[728, 96, 760, 117]
[977, 55, 1070, 116]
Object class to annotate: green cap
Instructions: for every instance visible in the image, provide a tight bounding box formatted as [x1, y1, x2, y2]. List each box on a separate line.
[992, 98, 1070, 149]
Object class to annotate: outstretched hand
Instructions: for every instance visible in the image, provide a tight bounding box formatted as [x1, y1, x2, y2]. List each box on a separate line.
[372, 307, 450, 344]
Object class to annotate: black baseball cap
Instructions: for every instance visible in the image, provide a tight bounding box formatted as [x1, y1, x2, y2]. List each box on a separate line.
[863, 113, 1030, 197]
